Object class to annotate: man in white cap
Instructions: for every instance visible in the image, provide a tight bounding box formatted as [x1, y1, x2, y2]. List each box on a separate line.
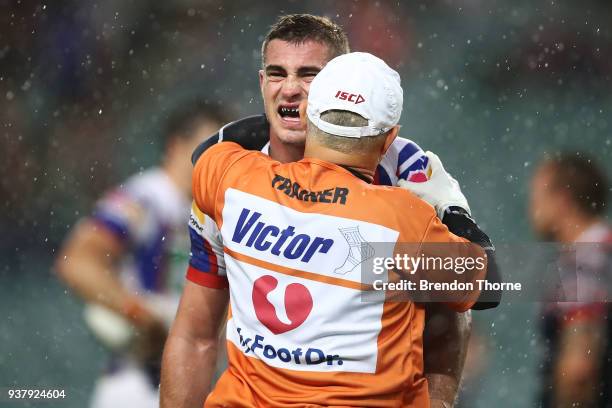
[160, 52, 498, 407]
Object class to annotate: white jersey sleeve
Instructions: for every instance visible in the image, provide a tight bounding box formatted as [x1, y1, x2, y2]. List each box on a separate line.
[376, 137, 430, 186]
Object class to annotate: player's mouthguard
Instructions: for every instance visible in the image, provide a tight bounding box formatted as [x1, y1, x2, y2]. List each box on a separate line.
[278, 106, 300, 118]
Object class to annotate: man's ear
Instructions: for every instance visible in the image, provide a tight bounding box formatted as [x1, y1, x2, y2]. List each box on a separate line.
[258, 69, 265, 95]
[381, 126, 399, 155]
[299, 100, 308, 128]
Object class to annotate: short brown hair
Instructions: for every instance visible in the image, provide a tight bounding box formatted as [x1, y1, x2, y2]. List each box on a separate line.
[261, 14, 350, 66]
[546, 152, 608, 216]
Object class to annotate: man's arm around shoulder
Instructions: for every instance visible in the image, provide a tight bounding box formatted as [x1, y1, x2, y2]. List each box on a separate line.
[192, 114, 270, 165]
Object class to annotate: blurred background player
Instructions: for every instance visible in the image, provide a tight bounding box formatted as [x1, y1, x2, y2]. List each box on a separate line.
[529, 153, 611, 407]
[190, 14, 472, 407]
[55, 101, 226, 408]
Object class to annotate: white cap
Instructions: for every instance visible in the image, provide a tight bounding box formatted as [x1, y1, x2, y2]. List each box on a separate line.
[307, 52, 403, 138]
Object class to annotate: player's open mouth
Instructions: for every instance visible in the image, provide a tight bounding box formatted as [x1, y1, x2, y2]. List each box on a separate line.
[277, 104, 302, 127]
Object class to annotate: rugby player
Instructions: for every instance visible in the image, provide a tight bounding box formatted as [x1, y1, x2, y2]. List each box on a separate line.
[190, 14, 475, 408]
[530, 154, 611, 407]
[55, 101, 225, 408]
[161, 52, 499, 407]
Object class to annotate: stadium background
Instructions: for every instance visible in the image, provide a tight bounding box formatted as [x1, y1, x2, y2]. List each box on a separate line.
[1, 0, 611, 406]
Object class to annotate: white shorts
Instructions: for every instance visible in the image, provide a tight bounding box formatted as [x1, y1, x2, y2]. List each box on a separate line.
[90, 364, 158, 408]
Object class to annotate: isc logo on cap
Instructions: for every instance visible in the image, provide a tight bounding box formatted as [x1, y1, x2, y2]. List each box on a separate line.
[334, 90, 365, 104]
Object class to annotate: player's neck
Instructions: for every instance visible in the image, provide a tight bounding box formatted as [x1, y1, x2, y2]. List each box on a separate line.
[303, 142, 377, 182]
[556, 211, 600, 243]
[268, 134, 305, 164]
[340, 165, 375, 183]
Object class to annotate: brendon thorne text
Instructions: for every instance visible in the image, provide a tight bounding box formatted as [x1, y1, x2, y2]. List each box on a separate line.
[372, 279, 521, 292]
